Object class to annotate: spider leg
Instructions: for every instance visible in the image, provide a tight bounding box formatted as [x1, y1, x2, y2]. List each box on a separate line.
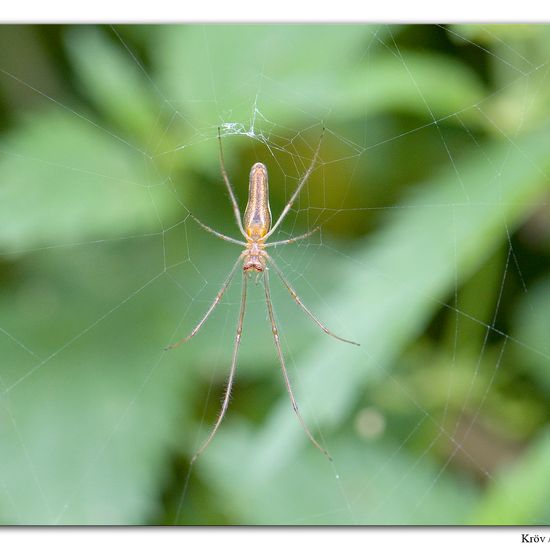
[267, 256, 359, 346]
[165, 255, 244, 350]
[190, 270, 248, 464]
[263, 268, 332, 461]
[188, 212, 246, 246]
[218, 127, 248, 239]
[264, 225, 321, 248]
[264, 128, 325, 240]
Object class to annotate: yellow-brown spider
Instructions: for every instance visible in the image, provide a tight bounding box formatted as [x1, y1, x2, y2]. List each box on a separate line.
[167, 128, 359, 464]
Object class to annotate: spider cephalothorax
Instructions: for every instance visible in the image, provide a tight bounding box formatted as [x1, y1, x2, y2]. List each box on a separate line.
[243, 243, 266, 272]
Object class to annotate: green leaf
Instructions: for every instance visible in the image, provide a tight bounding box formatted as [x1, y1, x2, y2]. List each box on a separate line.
[512, 276, 550, 396]
[199, 425, 478, 524]
[0, 109, 176, 254]
[153, 25, 385, 128]
[340, 51, 486, 126]
[472, 429, 550, 524]
[65, 27, 163, 146]
[154, 26, 486, 130]
[0, 240, 197, 524]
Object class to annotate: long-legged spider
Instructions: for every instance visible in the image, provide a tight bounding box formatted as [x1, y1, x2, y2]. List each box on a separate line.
[167, 128, 359, 464]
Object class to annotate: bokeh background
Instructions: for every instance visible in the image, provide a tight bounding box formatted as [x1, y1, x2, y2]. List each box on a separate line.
[0, 24, 549, 525]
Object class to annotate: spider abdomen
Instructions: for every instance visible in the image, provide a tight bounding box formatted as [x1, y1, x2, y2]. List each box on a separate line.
[244, 162, 272, 239]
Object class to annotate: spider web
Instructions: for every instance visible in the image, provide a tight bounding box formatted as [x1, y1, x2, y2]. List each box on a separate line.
[0, 24, 549, 526]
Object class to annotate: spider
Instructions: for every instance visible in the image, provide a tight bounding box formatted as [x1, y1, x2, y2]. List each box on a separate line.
[167, 128, 359, 464]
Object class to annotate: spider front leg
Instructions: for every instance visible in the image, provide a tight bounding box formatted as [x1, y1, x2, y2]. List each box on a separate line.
[218, 127, 248, 239]
[188, 212, 246, 247]
[264, 127, 325, 240]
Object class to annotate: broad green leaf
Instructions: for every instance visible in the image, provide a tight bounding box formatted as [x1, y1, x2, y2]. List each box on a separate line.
[154, 26, 486, 130]
[340, 51, 486, 126]
[512, 276, 550, 396]
[198, 425, 478, 524]
[0, 110, 177, 254]
[65, 27, 163, 148]
[153, 25, 384, 128]
[472, 429, 550, 524]
[0, 239, 198, 524]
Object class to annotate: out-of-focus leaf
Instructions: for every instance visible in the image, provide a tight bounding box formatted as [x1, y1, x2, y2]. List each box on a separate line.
[512, 276, 550, 396]
[152, 25, 384, 128]
[0, 110, 177, 254]
[65, 27, 163, 147]
[339, 51, 486, 126]
[0, 240, 197, 524]
[471, 429, 550, 524]
[199, 425, 478, 525]
[447, 25, 550, 135]
[449, 24, 542, 46]
[154, 26, 486, 130]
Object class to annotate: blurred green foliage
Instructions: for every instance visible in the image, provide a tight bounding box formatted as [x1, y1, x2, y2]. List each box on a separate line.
[0, 24, 549, 525]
